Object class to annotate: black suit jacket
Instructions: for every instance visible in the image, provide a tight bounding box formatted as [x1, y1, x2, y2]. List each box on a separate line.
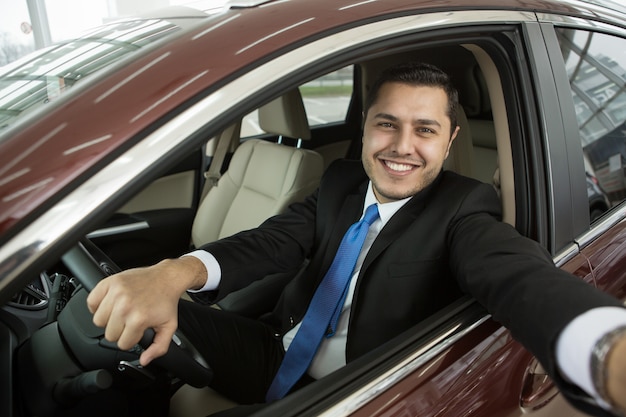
[203, 159, 621, 411]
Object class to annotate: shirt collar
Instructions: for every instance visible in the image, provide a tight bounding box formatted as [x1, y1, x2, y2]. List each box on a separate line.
[364, 182, 412, 227]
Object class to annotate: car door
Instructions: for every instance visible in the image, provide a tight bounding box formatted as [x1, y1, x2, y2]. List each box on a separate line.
[370, 15, 626, 417]
[267, 11, 626, 417]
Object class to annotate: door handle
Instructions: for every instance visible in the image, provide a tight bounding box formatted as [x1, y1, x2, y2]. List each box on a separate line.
[520, 357, 559, 410]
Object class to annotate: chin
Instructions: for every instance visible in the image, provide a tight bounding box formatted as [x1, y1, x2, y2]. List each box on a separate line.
[376, 170, 440, 201]
[373, 182, 421, 202]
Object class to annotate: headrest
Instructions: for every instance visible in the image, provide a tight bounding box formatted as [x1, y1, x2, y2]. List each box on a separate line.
[360, 46, 491, 119]
[456, 64, 491, 118]
[259, 89, 311, 140]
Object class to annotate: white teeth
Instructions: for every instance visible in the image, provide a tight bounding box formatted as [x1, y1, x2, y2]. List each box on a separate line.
[385, 161, 413, 172]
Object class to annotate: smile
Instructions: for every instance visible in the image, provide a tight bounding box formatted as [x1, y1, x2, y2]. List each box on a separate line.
[383, 160, 417, 172]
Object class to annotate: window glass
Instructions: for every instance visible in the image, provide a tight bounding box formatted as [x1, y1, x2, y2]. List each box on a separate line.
[556, 28, 626, 221]
[240, 66, 353, 138]
[299, 65, 353, 127]
[0, 19, 180, 130]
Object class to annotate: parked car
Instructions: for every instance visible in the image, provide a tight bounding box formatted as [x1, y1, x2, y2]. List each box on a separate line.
[587, 172, 611, 221]
[1, 1, 626, 416]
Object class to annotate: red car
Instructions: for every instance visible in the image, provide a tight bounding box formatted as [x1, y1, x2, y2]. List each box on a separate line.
[1, 1, 625, 416]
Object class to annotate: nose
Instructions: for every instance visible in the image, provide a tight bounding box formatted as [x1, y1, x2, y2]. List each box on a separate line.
[392, 126, 414, 155]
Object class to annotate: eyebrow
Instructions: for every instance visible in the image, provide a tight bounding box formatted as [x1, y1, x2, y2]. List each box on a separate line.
[373, 112, 442, 128]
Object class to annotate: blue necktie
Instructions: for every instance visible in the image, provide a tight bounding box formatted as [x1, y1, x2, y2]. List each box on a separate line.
[266, 204, 379, 402]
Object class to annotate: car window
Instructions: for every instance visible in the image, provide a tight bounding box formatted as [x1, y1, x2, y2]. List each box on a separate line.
[555, 28, 626, 222]
[240, 66, 353, 138]
[299, 65, 353, 127]
[0, 18, 186, 131]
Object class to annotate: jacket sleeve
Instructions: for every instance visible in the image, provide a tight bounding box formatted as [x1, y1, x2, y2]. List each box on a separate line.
[446, 181, 622, 415]
[196, 188, 318, 301]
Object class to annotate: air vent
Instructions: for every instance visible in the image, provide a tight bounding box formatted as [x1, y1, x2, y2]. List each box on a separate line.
[9, 273, 49, 310]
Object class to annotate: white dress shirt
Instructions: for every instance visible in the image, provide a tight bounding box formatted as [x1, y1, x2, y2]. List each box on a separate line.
[281, 184, 408, 378]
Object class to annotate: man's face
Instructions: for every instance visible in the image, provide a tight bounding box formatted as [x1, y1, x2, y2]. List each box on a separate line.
[362, 82, 459, 203]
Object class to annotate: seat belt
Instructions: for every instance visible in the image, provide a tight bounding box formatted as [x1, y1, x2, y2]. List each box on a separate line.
[200, 122, 241, 200]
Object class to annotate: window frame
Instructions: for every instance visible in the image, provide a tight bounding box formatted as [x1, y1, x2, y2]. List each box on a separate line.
[536, 15, 626, 255]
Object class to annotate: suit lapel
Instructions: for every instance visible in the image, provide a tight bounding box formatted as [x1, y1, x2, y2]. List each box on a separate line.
[361, 172, 443, 272]
[360, 195, 422, 272]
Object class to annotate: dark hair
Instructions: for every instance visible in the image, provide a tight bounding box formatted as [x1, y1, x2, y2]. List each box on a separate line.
[364, 62, 459, 135]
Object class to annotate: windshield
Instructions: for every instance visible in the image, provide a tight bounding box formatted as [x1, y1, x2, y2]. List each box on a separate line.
[0, 14, 208, 131]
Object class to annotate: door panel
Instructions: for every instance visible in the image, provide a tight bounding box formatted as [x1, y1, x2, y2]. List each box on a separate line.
[118, 170, 195, 213]
[89, 150, 202, 269]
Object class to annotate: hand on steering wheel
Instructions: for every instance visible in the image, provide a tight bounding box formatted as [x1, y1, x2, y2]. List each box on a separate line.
[62, 238, 213, 387]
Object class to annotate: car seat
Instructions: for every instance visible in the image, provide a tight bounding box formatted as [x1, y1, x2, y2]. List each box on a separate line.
[191, 89, 324, 248]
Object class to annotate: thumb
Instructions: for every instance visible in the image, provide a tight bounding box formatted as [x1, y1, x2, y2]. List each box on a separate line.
[138, 326, 175, 366]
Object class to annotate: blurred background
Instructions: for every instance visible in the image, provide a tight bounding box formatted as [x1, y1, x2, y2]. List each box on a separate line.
[0, 0, 229, 66]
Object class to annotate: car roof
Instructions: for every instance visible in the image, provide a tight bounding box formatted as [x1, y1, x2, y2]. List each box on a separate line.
[0, 0, 624, 239]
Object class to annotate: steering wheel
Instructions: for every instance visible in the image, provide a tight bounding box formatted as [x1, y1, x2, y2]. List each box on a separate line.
[60, 238, 213, 388]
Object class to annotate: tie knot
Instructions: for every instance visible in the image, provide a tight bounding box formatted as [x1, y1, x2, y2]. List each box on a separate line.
[362, 204, 379, 226]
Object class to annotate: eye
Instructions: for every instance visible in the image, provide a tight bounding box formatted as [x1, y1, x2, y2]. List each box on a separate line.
[417, 127, 435, 134]
[377, 122, 395, 129]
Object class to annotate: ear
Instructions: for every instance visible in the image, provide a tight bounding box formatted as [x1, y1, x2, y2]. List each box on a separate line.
[361, 111, 368, 143]
[444, 125, 460, 159]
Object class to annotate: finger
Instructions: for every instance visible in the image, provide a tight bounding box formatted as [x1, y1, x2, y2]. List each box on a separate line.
[89, 286, 118, 331]
[97, 285, 137, 345]
[115, 314, 148, 351]
[139, 327, 175, 366]
[103, 314, 128, 346]
[86, 279, 109, 315]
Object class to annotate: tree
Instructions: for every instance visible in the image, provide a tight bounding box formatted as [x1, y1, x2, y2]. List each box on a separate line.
[0, 32, 34, 67]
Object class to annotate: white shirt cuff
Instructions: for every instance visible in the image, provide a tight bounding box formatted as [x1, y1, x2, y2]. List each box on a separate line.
[556, 306, 626, 408]
[181, 250, 221, 292]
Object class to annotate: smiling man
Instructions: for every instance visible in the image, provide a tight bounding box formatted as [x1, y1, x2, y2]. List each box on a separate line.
[361, 78, 459, 202]
[87, 62, 626, 416]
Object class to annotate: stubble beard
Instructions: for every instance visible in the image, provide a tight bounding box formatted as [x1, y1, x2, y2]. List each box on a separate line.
[363, 156, 441, 203]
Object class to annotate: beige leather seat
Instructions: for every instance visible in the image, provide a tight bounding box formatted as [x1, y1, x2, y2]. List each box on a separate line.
[468, 118, 498, 185]
[191, 89, 324, 248]
[173, 90, 323, 417]
[316, 140, 352, 170]
[453, 57, 498, 185]
[443, 106, 500, 195]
